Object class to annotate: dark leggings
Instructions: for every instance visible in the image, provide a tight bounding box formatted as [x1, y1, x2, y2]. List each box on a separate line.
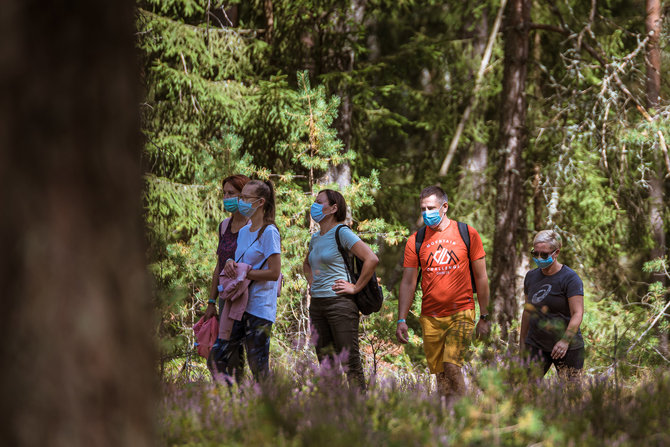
[309, 295, 365, 390]
[208, 312, 272, 383]
[526, 344, 584, 379]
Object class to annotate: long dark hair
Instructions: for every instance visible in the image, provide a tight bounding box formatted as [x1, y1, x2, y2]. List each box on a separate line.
[248, 179, 277, 238]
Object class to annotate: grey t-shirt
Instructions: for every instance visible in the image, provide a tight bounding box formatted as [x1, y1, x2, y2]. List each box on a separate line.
[524, 265, 584, 352]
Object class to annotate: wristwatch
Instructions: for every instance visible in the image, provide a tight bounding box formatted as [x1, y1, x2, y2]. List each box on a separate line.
[479, 314, 490, 321]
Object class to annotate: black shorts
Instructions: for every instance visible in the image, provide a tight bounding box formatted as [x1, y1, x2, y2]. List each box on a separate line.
[526, 344, 584, 378]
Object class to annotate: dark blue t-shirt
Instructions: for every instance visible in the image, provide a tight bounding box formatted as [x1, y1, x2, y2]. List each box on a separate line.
[524, 265, 584, 352]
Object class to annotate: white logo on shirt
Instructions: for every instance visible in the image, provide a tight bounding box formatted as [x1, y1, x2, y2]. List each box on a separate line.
[531, 284, 552, 304]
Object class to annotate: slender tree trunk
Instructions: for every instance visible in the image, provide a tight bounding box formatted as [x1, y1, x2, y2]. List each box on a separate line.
[0, 2, 154, 446]
[646, 0, 666, 285]
[646, 0, 667, 355]
[319, 0, 365, 190]
[491, 0, 531, 337]
[264, 0, 274, 43]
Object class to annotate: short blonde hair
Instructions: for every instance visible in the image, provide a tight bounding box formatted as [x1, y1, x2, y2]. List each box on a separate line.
[533, 230, 562, 251]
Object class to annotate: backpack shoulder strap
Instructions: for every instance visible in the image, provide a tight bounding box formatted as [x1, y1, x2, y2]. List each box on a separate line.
[457, 222, 470, 259]
[414, 226, 427, 284]
[334, 224, 348, 254]
[415, 226, 427, 260]
[457, 221, 477, 294]
[334, 224, 353, 280]
[219, 217, 231, 238]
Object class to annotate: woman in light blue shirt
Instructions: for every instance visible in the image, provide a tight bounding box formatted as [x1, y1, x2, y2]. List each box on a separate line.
[211, 179, 281, 382]
[303, 189, 379, 389]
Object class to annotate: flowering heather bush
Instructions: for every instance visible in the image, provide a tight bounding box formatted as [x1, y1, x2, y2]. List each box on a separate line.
[158, 350, 670, 446]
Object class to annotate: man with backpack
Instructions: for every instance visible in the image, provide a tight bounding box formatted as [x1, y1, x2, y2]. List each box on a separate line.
[396, 185, 491, 401]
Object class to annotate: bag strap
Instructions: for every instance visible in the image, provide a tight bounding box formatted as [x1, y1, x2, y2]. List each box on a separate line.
[457, 221, 476, 294]
[415, 226, 427, 283]
[219, 217, 231, 240]
[235, 226, 266, 263]
[247, 256, 270, 288]
[335, 224, 354, 282]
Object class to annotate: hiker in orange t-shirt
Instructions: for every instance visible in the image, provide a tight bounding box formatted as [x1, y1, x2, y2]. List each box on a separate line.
[396, 185, 491, 401]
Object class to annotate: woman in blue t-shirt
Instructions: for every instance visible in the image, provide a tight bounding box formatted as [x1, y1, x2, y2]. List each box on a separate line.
[303, 189, 379, 389]
[211, 179, 281, 382]
[204, 174, 250, 381]
[520, 230, 585, 379]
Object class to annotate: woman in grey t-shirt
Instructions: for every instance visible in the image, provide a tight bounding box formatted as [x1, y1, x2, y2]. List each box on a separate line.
[520, 230, 585, 379]
[303, 189, 379, 390]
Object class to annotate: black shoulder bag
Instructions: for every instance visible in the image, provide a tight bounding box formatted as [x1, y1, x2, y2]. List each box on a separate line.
[334, 225, 384, 315]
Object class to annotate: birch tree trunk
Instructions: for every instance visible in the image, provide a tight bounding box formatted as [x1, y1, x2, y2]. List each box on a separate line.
[490, 0, 531, 337]
[0, 1, 155, 445]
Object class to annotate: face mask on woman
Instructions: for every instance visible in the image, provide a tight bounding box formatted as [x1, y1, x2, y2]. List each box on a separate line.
[238, 198, 259, 218]
[422, 209, 442, 227]
[223, 197, 238, 213]
[532, 250, 556, 269]
[310, 202, 330, 223]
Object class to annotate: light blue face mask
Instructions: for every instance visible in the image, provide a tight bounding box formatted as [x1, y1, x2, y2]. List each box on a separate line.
[533, 253, 555, 269]
[223, 197, 238, 213]
[422, 209, 443, 227]
[310, 202, 330, 223]
[237, 198, 259, 218]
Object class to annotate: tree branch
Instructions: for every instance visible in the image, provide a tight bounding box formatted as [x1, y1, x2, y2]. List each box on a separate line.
[529, 21, 670, 177]
[438, 0, 507, 177]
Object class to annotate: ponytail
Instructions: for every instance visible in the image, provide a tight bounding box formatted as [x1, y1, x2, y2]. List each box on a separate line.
[248, 179, 277, 239]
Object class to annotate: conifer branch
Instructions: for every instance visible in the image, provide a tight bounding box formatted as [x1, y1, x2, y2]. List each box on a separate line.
[529, 20, 670, 177]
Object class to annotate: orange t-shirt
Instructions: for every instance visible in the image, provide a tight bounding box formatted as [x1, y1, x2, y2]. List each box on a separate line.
[403, 220, 486, 317]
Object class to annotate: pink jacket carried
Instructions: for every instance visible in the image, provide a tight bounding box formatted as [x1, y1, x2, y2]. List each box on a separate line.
[218, 262, 252, 339]
[193, 315, 219, 358]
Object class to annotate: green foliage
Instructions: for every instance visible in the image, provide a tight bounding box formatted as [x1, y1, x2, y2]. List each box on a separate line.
[139, 0, 670, 390]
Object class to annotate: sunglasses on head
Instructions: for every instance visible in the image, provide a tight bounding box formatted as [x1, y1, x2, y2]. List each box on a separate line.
[531, 250, 555, 260]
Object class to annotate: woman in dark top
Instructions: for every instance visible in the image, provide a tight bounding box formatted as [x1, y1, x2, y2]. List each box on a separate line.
[204, 174, 250, 380]
[520, 230, 585, 379]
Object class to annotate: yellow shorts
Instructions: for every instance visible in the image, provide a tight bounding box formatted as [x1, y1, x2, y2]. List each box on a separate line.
[419, 309, 476, 373]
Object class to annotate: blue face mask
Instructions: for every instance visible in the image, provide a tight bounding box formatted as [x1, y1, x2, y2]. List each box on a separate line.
[237, 198, 259, 218]
[310, 202, 329, 223]
[223, 197, 238, 213]
[422, 209, 443, 227]
[533, 255, 554, 269]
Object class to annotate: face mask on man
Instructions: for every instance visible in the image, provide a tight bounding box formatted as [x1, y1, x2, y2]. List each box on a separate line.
[238, 198, 260, 218]
[422, 204, 445, 228]
[223, 197, 238, 213]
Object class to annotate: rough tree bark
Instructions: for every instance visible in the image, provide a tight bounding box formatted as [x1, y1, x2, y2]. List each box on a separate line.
[0, 1, 155, 446]
[491, 0, 531, 337]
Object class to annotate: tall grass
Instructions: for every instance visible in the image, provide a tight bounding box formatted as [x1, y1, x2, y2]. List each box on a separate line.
[159, 346, 670, 447]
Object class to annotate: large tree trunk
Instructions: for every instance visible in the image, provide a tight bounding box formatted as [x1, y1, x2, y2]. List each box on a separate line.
[646, 0, 666, 285]
[491, 0, 531, 338]
[0, 2, 155, 446]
